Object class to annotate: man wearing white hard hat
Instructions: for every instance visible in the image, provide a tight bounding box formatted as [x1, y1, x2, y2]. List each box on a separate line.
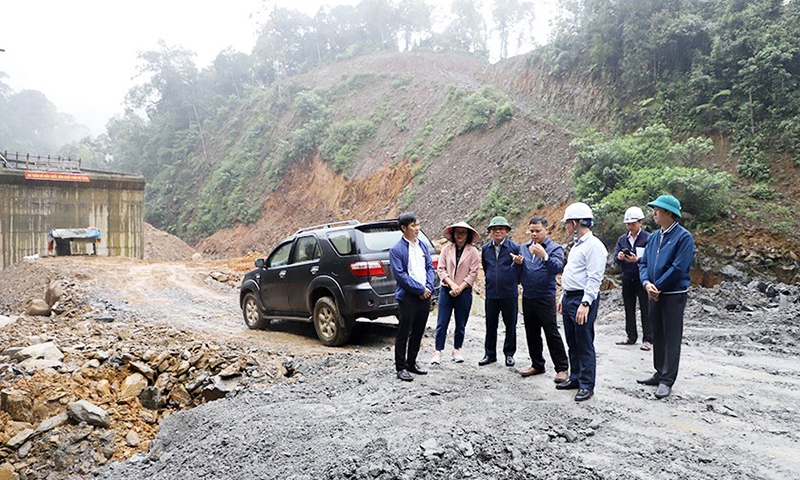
[556, 202, 608, 402]
[613, 206, 652, 351]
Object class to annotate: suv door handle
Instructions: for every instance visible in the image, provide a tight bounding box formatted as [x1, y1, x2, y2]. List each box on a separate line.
[279, 270, 287, 278]
[310, 266, 319, 274]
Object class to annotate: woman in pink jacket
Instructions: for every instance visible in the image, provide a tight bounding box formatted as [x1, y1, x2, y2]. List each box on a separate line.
[431, 221, 481, 364]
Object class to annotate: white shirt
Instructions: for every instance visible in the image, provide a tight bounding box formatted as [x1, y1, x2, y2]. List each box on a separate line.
[561, 231, 608, 304]
[627, 230, 638, 249]
[404, 237, 427, 287]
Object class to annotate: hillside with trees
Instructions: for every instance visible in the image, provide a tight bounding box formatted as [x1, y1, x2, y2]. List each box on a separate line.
[0, 73, 92, 157]
[4, 0, 798, 281]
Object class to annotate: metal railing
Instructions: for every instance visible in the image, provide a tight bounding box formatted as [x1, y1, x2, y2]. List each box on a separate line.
[1, 151, 82, 172]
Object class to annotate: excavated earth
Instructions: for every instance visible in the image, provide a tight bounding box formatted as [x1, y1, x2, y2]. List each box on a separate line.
[1, 226, 799, 479]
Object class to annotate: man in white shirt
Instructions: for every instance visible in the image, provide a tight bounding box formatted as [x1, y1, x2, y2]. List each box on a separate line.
[556, 202, 608, 402]
[389, 212, 435, 382]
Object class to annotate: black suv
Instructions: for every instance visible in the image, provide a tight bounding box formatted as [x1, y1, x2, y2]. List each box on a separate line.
[239, 219, 439, 346]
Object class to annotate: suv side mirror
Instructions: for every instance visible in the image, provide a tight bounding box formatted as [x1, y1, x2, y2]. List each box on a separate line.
[255, 258, 265, 268]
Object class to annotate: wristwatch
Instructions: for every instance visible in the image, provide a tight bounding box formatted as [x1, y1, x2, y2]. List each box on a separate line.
[580, 301, 590, 307]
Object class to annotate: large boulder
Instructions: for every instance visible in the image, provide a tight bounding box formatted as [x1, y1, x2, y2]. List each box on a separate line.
[119, 373, 148, 402]
[0, 389, 33, 423]
[67, 400, 110, 428]
[45, 280, 67, 307]
[14, 342, 63, 362]
[24, 299, 50, 317]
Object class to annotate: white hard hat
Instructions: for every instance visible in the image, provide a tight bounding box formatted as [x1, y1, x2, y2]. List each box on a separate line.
[562, 202, 594, 222]
[623, 206, 645, 224]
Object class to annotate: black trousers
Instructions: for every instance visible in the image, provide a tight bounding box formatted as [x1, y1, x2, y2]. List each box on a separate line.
[622, 276, 651, 343]
[395, 295, 431, 371]
[484, 297, 517, 358]
[522, 296, 568, 372]
[650, 293, 687, 387]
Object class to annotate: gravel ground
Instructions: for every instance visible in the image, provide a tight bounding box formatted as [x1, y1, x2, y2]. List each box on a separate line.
[92, 279, 800, 480]
[2, 255, 798, 480]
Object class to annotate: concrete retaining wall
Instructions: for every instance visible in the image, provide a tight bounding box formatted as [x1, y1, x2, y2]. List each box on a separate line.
[0, 168, 146, 269]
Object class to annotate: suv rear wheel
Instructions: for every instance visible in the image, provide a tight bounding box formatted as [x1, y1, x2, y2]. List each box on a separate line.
[313, 296, 353, 347]
[242, 291, 272, 330]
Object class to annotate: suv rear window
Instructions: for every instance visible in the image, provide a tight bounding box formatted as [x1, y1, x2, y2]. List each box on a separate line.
[359, 226, 400, 252]
[357, 226, 435, 253]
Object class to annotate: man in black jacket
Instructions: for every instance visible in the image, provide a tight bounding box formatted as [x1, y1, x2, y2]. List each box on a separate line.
[613, 206, 652, 350]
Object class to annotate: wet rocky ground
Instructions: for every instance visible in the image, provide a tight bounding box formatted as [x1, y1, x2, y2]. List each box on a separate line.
[1, 256, 799, 480]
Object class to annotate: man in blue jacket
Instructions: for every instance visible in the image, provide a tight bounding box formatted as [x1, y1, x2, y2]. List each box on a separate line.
[637, 195, 696, 399]
[513, 216, 569, 383]
[479, 216, 521, 367]
[389, 212, 436, 382]
[613, 206, 652, 350]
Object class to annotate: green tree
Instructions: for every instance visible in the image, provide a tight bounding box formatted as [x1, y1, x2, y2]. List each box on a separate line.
[431, 0, 488, 56]
[490, 0, 535, 59]
[397, 0, 434, 51]
[126, 40, 199, 124]
[357, 0, 401, 51]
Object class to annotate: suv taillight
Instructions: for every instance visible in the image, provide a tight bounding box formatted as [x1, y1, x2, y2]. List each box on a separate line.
[431, 254, 439, 269]
[350, 261, 386, 277]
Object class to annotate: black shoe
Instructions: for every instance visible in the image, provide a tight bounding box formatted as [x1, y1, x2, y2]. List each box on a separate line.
[555, 379, 579, 390]
[655, 383, 671, 399]
[396, 369, 413, 381]
[505, 356, 515, 367]
[407, 363, 428, 375]
[478, 356, 497, 366]
[574, 389, 594, 402]
[637, 375, 660, 386]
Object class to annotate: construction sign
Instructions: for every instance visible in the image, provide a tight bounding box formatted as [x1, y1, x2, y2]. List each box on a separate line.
[25, 171, 91, 182]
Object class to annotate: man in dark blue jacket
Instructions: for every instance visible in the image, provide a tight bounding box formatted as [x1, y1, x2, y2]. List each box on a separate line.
[389, 212, 435, 382]
[637, 195, 695, 399]
[613, 206, 652, 350]
[514, 216, 569, 382]
[479, 216, 521, 367]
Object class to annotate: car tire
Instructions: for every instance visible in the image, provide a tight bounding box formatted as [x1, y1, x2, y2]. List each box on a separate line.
[313, 296, 353, 347]
[242, 291, 271, 330]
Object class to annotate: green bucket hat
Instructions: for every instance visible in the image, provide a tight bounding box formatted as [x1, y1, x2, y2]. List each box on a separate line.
[487, 216, 512, 231]
[647, 194, 682, 218]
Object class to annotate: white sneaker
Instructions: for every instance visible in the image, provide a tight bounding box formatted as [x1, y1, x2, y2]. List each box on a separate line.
[430, 351, 442, 365]
[452, 349, 464, 363]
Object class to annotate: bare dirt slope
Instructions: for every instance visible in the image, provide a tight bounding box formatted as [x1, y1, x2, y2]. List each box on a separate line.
[195, 51, 577, 260]
[2, 251, 799, 479]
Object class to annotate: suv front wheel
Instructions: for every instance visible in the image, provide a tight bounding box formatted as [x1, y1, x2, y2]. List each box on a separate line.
[313, 296, 353, 347]
[242, 291, 272, 330]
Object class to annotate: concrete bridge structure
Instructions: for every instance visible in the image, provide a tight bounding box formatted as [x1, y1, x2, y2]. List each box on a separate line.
[0, 155, 145, 269]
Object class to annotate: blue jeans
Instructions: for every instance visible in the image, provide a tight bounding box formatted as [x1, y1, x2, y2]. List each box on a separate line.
[435, 288, 472, 351]
[562, 295, 598, 390]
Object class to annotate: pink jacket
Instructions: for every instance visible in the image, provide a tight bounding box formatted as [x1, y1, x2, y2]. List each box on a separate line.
[437, 242, 480, 288]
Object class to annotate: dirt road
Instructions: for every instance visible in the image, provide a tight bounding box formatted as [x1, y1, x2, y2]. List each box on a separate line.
[2, 256, 799, 479]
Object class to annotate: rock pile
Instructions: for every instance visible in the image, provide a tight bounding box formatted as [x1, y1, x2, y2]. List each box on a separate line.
[0, 281, 290, 480]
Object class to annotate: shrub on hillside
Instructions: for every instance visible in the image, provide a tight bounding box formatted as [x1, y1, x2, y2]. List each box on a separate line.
[319, 120, 376, 173]
[572, 124, 729, 243]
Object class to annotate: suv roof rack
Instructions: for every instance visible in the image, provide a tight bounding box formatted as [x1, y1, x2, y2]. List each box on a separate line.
[294, 220, 360, 235]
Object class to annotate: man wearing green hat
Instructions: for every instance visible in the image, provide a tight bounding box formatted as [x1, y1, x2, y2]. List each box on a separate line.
[637, 194, 696, 399]
[479, 215, 522, 367]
